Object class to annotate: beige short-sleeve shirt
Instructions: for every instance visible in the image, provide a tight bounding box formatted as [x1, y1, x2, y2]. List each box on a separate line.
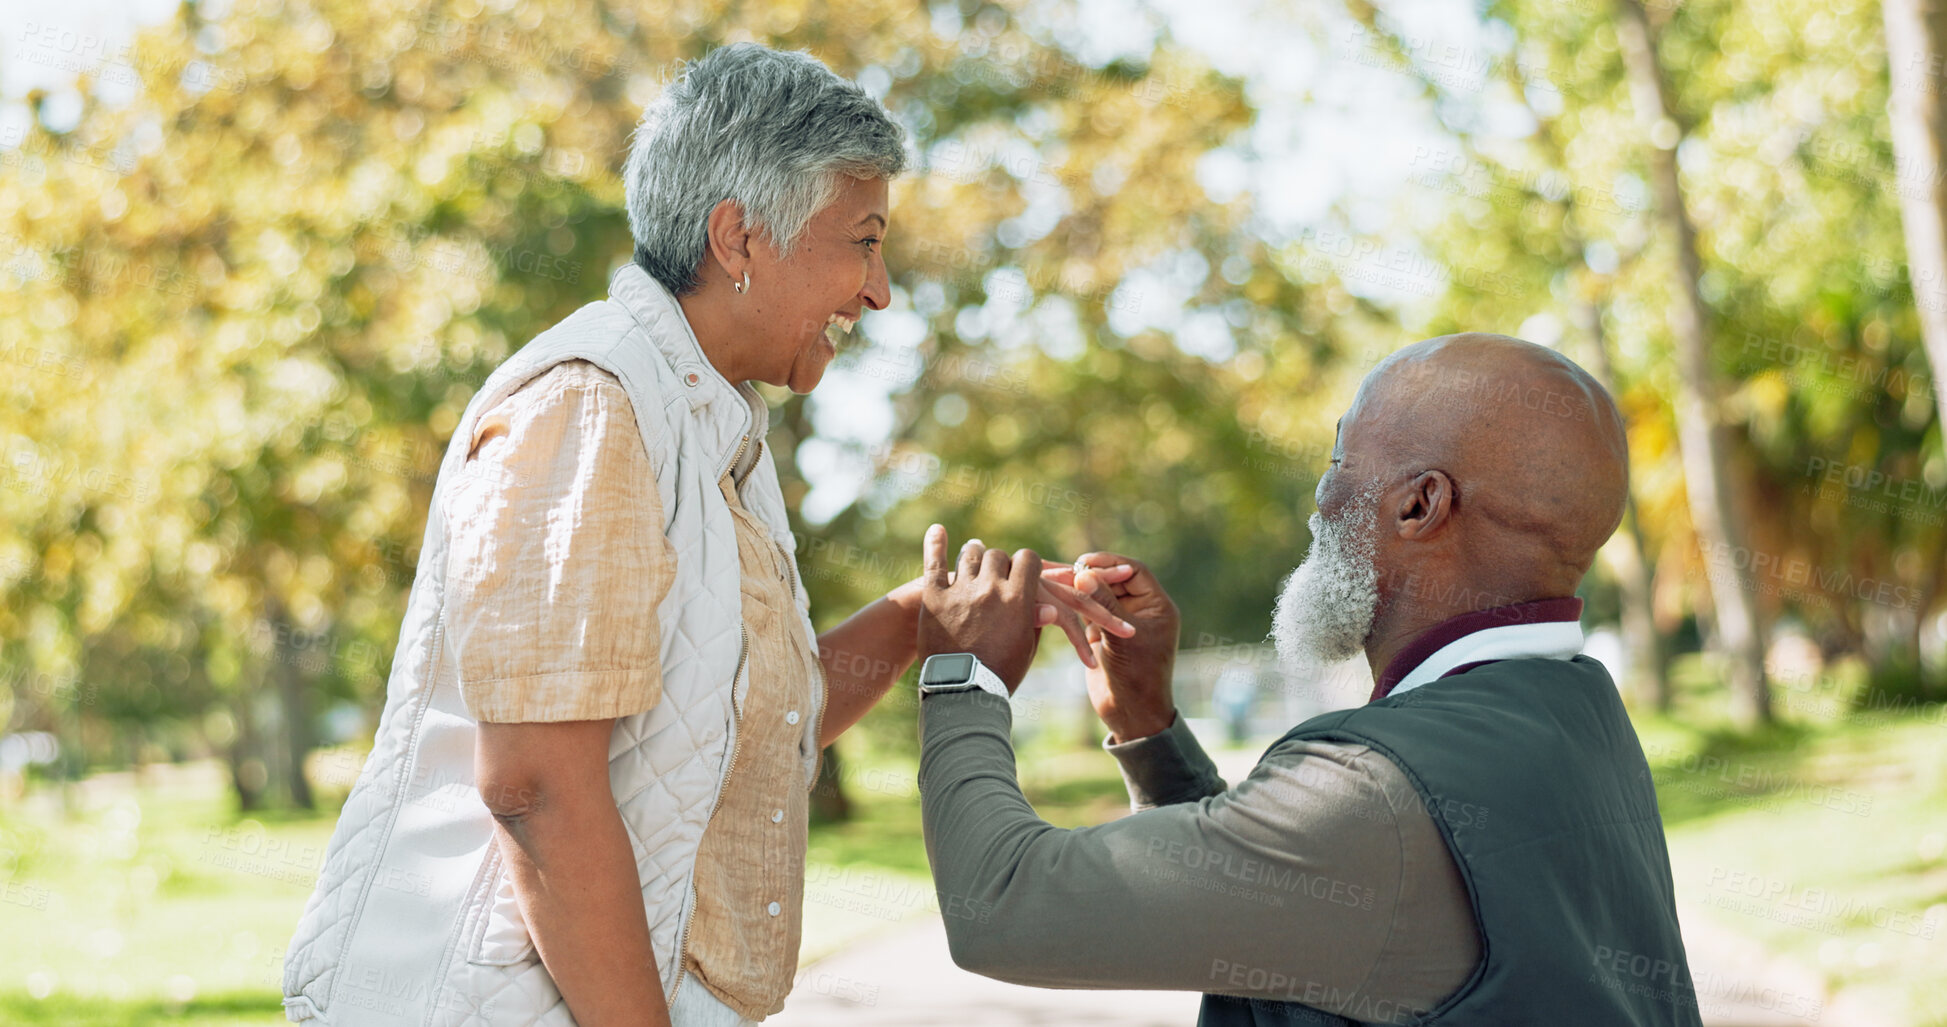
[443, 360, 675, 723]
[440, 360, 818, 1018]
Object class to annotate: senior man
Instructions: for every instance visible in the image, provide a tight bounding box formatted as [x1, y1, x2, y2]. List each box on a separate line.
[913, 333, 1702, 1026]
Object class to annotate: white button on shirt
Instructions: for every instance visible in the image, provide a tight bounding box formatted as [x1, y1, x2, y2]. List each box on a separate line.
[785, 710, 800, 725]
[767, 901, 781, 917]
[771, 808, 784, 823]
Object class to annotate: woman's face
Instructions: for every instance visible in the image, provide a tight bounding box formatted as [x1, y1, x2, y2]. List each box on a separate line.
[744, 174, 891, 394]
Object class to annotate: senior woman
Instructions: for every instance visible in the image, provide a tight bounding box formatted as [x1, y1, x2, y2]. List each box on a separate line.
[283, 43, 1123, 1027]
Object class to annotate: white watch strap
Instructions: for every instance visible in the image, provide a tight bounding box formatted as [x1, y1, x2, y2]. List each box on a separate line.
[966, 659, 1010, 700]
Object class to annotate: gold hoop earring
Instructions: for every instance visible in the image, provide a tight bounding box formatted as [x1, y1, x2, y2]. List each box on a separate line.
[733, 271, 750, 295]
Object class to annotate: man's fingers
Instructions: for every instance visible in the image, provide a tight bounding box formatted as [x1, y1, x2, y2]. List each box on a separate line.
[959, 538, 986, 581]
[923, 524, 951, 587]
[1039, 577, 1134, 637]
[1073, 568, 1144, 639]
[1076, 552, 1156, 597]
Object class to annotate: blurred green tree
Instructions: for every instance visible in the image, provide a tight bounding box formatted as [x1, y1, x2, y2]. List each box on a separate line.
[1361, 0, 1942, 723]
[0, 0, 1357, 810]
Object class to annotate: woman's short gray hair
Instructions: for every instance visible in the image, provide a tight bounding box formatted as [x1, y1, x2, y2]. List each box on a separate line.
[625, 43, 907, 295]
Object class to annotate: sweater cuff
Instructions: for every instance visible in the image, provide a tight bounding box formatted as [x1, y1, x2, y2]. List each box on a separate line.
[1102, 711, 1226, 810]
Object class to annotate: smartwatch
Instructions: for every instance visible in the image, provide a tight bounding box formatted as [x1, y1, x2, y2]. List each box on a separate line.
[918, 653, 1011, 700]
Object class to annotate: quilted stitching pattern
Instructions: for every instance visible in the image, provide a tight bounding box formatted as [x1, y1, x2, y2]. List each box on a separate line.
[283, 267, 813, 1025]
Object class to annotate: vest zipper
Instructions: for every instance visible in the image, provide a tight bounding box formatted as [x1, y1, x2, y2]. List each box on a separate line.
[724, 430, 751, 484]
[667, 617, 750, 1006]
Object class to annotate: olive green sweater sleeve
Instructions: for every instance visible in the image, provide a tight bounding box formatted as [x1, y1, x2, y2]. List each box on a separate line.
[917, 690, 1480, 1024]
[1101, 711, 1228, 810]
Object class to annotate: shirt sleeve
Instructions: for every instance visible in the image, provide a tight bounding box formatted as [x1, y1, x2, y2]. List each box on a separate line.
[442, 361, 675, 724]
[918, 691, 1478, 1025]
[1102, 710, 1228, 810]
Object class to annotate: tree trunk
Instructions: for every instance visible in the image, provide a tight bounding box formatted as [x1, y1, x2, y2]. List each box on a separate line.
[810, 744, 852, 823]
[266, 598, 316, 810]
[1614, 0, 1770, 726]
[1884, 0, 1947, 439]
[1885, 0, 1947, 704]
[228, 694, 266, 812]
[274, 636, 316, 811]
[1571, 300, 1671, 710]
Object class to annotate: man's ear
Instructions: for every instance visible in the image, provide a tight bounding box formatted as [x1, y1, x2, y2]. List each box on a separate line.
[1395, 469, 1456, 540]
[703, 198, 753, 285]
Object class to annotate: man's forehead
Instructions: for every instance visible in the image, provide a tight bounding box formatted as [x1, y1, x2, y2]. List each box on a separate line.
[1337, 361, 1404, 442]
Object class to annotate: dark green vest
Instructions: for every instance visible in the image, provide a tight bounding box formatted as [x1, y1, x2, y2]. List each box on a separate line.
[1199, 656, 1702, 1027]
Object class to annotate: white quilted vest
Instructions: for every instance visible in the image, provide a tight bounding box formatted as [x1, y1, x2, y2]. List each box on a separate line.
[281, 263, 821, 1025]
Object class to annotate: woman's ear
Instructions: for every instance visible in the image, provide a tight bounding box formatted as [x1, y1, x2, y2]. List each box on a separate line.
[1396, 469, 1456, 540]
[703, 198, 753, 285]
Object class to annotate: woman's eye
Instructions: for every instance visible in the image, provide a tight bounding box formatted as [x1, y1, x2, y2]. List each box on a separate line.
[859, 237, 881, 249]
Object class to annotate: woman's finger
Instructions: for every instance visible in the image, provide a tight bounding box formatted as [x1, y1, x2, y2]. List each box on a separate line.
[980, 545, 1012, 580]
[958, 537, 986, 582]
[1072, 552, 1140, 581]
[1047, 603, 1096, 668]
[923, 524, 951, 587]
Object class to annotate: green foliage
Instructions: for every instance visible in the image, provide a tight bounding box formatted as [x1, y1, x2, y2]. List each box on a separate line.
[1, 0, 1940, 876]
[0, 0, 1318, 797]
[1366, 0, 1943, 690]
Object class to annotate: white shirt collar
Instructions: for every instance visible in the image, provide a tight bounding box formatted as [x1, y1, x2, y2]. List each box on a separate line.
[1372, 597, 1588, 701]
[1388, 618, 1586, 697]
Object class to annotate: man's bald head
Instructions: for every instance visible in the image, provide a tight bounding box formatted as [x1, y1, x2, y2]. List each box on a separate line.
[1331, 332, 1629, 601]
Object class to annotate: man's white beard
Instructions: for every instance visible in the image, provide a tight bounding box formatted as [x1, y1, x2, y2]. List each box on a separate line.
[1270, 499, 1381, 674]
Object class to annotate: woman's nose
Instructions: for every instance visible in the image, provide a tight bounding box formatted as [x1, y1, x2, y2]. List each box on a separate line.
[861, 254, 891, 311]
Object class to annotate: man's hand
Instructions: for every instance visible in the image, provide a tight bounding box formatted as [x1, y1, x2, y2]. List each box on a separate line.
[1043, 553, 1180, 742]
[918, 525, 1045, 691]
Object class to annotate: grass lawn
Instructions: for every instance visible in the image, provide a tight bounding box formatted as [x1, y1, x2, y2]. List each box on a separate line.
[1644, 711, 1947, 1024]
[1, 686, 1940, 1024]
[0, 762, 335, 1026]
[0, 732, 1134, 1025]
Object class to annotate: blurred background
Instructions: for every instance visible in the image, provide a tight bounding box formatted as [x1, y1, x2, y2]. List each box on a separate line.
[2, 0, 1945, 1023]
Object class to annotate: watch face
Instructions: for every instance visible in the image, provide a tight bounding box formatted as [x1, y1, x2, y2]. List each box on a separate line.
[922, 653, 977, 686]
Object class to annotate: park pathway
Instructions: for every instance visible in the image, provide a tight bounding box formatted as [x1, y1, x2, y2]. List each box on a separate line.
[769, 909, 1847, 1027]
